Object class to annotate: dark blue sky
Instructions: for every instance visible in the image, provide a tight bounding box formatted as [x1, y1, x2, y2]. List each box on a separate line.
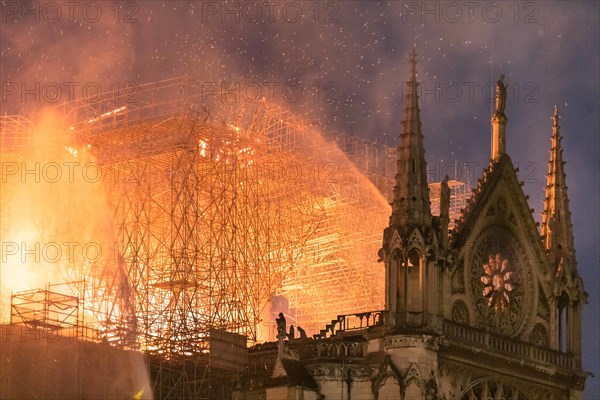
[1, 0, 598, 395]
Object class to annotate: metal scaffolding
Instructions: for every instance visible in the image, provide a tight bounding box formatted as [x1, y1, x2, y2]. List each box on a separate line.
[0, 115, 32, 153]
[1, 77, 472, 399]
[429, 179, 472, 229]
[337, 134, 472, 227]
[53, 78, 390, 398]
[11, 283, 80, 333]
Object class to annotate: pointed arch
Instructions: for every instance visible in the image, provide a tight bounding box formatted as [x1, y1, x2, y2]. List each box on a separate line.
[403, 363, 424, 399]
[390, 228, 403, 254]
[404, 363, 423, 387]
[456, 377, 532, 400]
[372, 356, 403, 400]
[407, 228, 425, 254]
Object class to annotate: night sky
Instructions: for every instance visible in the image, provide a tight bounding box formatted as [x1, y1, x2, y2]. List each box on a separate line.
[1, 0, 598, 395]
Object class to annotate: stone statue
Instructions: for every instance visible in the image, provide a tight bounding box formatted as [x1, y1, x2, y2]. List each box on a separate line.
[440, 175, 450, 217]
[276, 312, 286, 340]
[495, 74, 507, 116]
[297, 326, 308, 339]
[288, 325, 295, 340]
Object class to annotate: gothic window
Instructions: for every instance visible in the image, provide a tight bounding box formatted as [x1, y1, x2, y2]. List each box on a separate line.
[405, 249, 422, 312]
[470, 227, 532, 336]
[529, 323, 549, 347]
[557, 291, 570, 352]
[480, 254, 515, 311]
[451, 300, 470, 324]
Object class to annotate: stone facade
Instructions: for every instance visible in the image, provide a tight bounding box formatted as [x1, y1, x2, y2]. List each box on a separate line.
[236, 51, 588, 400]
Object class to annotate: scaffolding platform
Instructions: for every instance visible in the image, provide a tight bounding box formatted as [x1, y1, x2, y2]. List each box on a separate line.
[0, 115, 32, 154]
[11, 283, 80, 333]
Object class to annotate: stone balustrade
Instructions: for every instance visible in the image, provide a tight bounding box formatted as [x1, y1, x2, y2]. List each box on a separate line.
[313, 310, 385, 339]
[443, 319, 581, 370]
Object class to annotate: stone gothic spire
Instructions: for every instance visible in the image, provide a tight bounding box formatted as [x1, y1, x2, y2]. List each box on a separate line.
[390, 47, 432, 229]
[541, 105, 575, 263]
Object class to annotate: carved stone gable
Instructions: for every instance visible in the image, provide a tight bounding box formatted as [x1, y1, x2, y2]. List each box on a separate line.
[450, 155, 551, 341]
[408, 228, 425, 253]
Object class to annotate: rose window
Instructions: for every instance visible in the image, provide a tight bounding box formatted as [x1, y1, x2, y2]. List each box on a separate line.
[480, 254, 514, 311]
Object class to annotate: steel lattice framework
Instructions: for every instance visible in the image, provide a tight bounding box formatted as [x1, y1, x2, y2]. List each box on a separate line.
[55, 77, 390, 353]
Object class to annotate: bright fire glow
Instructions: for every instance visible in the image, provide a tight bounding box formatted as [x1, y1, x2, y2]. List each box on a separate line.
[1, 97, 391, 356]
[0, 110, 126, 340]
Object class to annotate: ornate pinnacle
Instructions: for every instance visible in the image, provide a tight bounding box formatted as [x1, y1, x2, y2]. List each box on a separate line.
[541, 105, 574, 260]
[409, 46, 418, 82]
[552, 104, 560, 128]
[389, 47, 431, 229]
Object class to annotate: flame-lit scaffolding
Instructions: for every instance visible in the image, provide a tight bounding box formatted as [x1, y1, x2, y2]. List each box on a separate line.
[0, 115, 32, 153]
[429, 179, 471, 229]
[11, 283, 80, 332]
[336, 134, 472, 227]
[54, 77, 390, 351]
